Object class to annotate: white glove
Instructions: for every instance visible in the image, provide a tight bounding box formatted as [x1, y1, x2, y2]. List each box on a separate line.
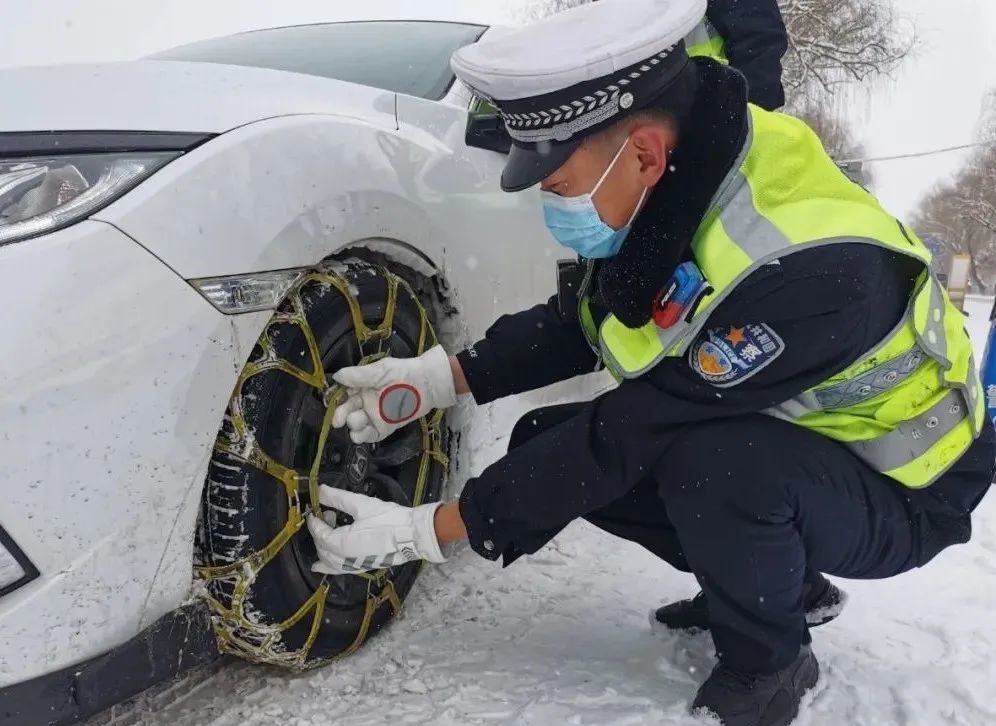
[332, 345, 457, 444]
[307, 486, 446, 575]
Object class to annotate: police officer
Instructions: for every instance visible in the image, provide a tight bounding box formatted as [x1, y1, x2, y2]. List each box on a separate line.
[306, 1, 996, 724]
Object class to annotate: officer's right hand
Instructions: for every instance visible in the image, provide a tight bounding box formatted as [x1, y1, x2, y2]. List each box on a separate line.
[331, 345, 457, 443]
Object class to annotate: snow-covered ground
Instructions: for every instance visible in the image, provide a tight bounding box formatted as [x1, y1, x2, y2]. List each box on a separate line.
[97, 300, 996, 726]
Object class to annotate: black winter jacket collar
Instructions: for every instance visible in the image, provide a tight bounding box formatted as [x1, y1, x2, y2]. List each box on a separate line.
[598, 59, 750, 329]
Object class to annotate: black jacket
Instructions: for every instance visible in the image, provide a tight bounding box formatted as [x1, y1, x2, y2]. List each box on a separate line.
[455, 61, 993, 566]
[706, 0, 788, 110]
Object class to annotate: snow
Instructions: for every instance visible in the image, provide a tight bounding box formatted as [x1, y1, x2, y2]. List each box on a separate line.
[99, 301, 996, 726]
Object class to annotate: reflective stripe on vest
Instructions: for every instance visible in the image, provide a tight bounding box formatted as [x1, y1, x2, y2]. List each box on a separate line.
[685, 18, 728, 64]
[767, 274, 985, 486]
[597, 105, 983, 488]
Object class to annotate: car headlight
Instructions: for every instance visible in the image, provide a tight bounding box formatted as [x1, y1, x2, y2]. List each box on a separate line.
[0, 151, 179, 247]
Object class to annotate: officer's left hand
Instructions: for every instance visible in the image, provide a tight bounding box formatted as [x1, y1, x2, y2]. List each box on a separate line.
[331, 345, 457, 444]
[306, 486, 447, 575]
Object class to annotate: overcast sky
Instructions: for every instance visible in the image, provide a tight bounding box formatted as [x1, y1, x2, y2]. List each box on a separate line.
[1, 0, 993, 219]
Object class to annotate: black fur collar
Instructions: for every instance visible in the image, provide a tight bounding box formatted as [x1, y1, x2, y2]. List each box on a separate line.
[597, 59, 750, 328]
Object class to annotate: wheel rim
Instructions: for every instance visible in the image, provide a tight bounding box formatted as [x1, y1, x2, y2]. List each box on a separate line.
[288, 331, 424, 607]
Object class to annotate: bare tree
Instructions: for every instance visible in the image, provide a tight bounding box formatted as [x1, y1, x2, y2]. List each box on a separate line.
[913, 182, 993, 291]
[778, 0, 916, 105]
[960, 90, 996, 249]
[913, 96, 996, 294]
[975, 89, 996, 141]
[956, 159, 996, 238]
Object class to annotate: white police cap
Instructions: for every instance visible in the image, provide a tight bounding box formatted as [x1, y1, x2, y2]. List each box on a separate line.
[451, 0, 707, 191]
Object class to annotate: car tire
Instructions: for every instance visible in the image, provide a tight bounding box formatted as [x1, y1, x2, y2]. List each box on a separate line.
[196, 259, 448, 669]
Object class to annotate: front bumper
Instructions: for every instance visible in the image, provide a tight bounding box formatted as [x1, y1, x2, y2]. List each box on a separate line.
[0, 220, 267, 689]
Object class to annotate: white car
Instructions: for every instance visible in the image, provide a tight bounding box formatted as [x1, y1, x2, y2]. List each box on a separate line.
[0, 20, 558, 724]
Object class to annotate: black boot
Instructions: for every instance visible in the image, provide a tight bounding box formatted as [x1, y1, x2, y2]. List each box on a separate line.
[692, 646, 819, 726]
[654, 573, 846, 633]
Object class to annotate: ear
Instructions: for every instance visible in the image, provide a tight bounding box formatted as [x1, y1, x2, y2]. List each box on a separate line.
[629, 126, 670, 187]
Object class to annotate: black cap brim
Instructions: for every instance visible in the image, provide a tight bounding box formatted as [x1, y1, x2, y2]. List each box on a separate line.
[500, 137, 584, 192]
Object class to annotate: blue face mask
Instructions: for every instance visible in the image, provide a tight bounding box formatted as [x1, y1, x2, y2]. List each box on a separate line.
[541, 137, 649, 259]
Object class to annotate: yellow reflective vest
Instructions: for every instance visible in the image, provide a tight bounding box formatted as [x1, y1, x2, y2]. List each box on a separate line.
[587, 105, 985, 489]
[685, 18, 729, 64]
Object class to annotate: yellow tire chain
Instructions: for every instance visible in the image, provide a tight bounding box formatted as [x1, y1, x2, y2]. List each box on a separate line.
[196, 263, 448, 670]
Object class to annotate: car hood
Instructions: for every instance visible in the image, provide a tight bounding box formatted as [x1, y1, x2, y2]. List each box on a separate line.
[0, 60, 398, 135]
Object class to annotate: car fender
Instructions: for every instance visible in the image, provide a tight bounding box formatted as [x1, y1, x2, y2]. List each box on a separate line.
[94, 113, 440, 280]
[94, 110, 556, 342]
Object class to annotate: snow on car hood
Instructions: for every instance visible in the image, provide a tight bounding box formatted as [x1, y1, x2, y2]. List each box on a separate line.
[0, 60, 398, 135]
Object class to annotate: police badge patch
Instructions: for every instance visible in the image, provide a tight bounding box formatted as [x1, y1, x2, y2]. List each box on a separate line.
[690, 324, 785, 387]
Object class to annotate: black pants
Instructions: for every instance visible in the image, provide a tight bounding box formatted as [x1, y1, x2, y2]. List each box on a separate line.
[508, 404, 994, 674]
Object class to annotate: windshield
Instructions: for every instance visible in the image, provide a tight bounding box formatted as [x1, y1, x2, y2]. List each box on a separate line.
[151, 21, 486, 101]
